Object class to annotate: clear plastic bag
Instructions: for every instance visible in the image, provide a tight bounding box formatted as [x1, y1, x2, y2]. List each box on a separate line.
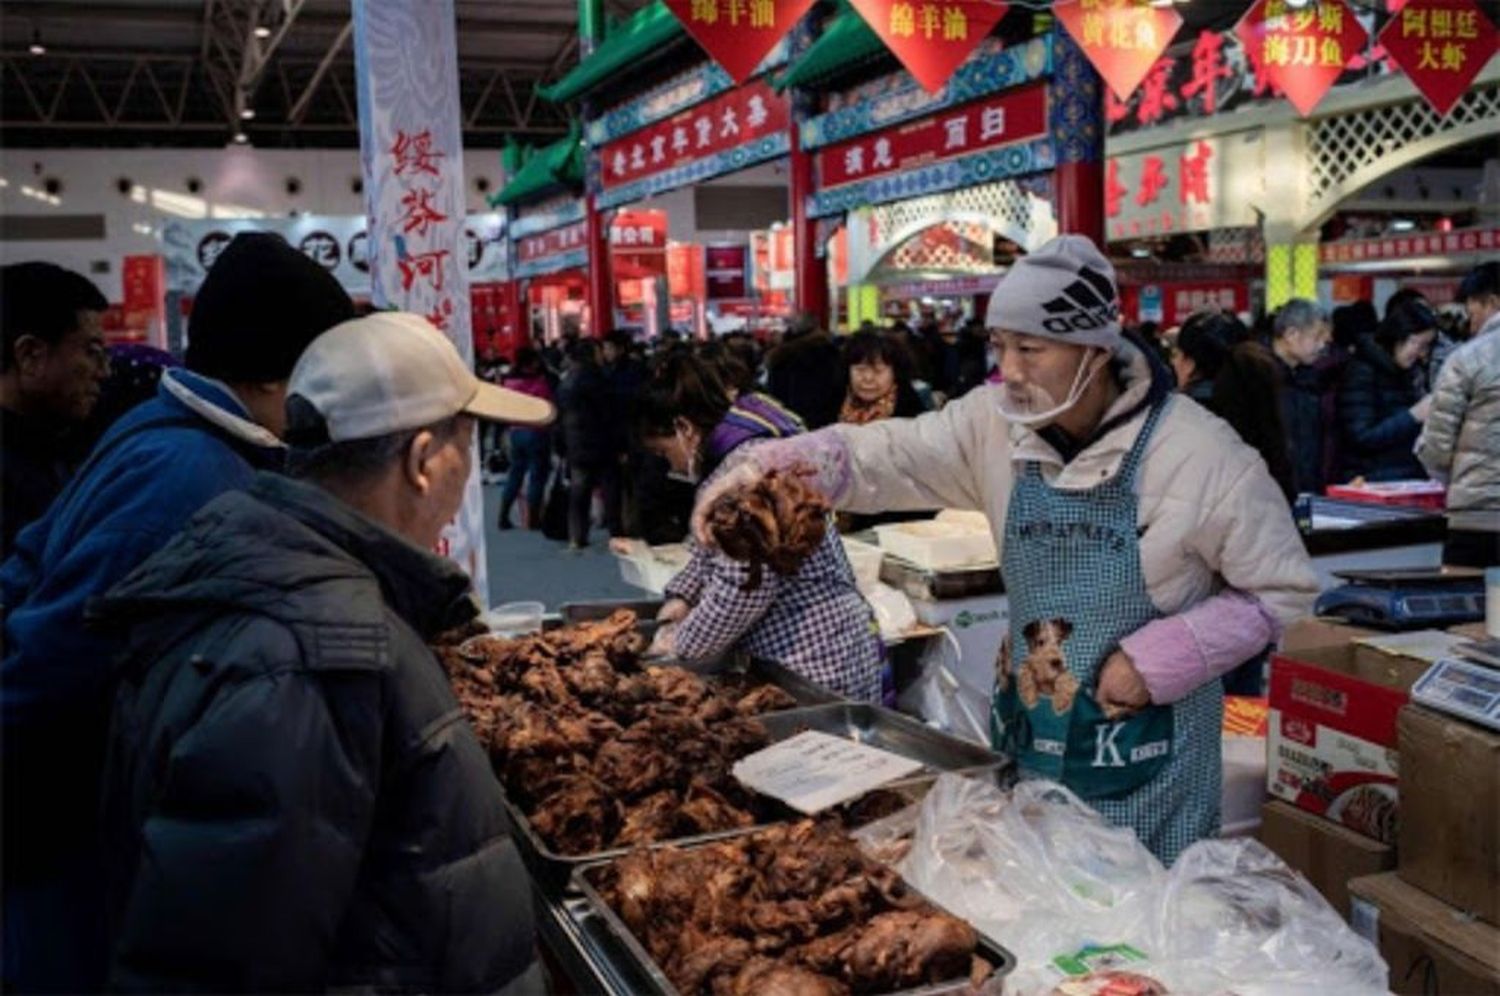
[872, 775, 1386, 996]
[1148, 838, 1388, 996]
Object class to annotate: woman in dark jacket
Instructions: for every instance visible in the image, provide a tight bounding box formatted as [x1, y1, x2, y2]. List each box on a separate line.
[838, 332, 932, 532]
[1337, 298, 1438, 482]
[1170, 310, 1245, 405]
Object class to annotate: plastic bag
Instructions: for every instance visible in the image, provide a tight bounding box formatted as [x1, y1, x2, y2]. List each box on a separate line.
[1147, 838, 1388, 996]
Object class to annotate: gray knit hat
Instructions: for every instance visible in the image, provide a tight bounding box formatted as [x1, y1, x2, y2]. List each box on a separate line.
[984, 235, 1122, 350]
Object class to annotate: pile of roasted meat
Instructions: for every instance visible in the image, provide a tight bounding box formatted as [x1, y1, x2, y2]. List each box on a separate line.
[706, 467, 831, 590]
[592, 819, 992, 996]
[437, 610, 801, 854]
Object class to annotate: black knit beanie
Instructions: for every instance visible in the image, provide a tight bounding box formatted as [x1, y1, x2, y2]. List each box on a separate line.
[186, 232, 355, 383]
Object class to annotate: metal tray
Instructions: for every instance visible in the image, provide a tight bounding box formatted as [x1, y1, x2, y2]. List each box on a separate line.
[558, 599, 666, 624]
[679, 655, 844, 709]
[880, 554, 1003, 601]
[757, 703, 1012, 780]
[571, 840, 1017, 996]
[503, 701, 1010, 890]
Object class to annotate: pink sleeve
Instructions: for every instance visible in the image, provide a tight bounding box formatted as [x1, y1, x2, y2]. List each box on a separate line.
[734, 429, 854, 503]
[1118, 590, 1282, 705]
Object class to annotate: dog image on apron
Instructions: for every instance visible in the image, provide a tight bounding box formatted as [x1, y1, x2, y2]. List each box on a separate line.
[991, 400, 1222, 864]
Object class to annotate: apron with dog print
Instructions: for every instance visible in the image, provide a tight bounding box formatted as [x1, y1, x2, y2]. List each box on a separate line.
[990, 398, 1222, 864]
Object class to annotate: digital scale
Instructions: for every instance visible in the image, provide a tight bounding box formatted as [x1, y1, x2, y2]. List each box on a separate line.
[1412, 641, 1500, 733]
[1314, 568, 1485, 630]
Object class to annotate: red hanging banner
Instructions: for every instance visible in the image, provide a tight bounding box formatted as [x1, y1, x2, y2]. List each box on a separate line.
[665, 0, 816, 84]
[1053, 0, 1184, 101]
[848, 0, 1011, 95]
[1235, 0, 1367, 117]
[1379, 0, 1497, 117]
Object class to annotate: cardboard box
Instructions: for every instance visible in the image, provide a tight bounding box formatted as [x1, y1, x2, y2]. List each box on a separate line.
[1398, 704, 1500, 926]
[1266, 643, 1430, 845]
[1349, 872, 1500, 996]
[1258, 799, 1394, 918]
[1280, 617, 1384, 654]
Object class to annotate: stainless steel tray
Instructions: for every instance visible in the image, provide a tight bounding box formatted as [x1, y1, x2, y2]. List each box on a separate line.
[571, 841, 1017, 996]
[502, 702, 1009, 890]
[880, 554, 1003, 601]
[679, 655, 844, 709]
[558, 598, 666, 624]
[757, 702, 1013, 780]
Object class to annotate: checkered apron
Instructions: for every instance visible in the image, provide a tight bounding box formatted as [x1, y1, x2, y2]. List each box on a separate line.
[991, 399, 1222, 864]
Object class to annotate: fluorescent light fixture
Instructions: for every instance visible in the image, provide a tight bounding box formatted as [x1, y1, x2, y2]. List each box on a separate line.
[240, 108, 255, 120]
[29, 30, 45, 55]
[1131, 246, 1152, 258]
[233, 131, 249, 145]
[1390, 218, 1416, 232]
[253, 25, 271, 38]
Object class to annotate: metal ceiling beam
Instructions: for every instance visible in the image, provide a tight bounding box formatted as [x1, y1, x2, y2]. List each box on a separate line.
[286, 19, 350, 125]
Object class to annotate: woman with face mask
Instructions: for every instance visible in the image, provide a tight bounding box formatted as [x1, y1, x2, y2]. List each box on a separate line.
[689, 236, 1317, 864]
[636, 352, 883, 703]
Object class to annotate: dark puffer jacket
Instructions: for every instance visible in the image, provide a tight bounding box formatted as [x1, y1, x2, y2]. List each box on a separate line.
[96, 474, 535, 993]
[1337, 334, 1426, 482]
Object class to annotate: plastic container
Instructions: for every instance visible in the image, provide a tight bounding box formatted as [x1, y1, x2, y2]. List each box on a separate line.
[873, 515, 998, 571]
[841, 536, 886, 594]
[614, 543, 691, 594]
[483, 601, 545, 637]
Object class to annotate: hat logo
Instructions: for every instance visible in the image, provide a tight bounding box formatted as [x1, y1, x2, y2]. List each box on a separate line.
[1039, 266, 1120, 335]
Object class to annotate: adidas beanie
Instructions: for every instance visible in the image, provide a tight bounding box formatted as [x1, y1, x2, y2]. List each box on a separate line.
[187, 232, 355, 383]
[984, 235, 1122, 351]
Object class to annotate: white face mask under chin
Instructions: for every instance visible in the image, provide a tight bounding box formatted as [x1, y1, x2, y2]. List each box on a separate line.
[996, 351, 1105, 428]
[666, 427, 701, 484]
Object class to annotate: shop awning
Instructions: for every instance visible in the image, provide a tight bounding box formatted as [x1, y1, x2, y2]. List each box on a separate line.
[538, 2, 688, 105]
[491, 128, 585, 207]
[774, 4, 888, 92]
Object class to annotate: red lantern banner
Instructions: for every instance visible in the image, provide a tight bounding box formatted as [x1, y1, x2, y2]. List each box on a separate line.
[666, 0, 816, 84]
[1379, 0, 1497, 117]
[848, 0, 1011, 95]
[1054, 0, 1184, 101]
[1235, 0, 1367, 116]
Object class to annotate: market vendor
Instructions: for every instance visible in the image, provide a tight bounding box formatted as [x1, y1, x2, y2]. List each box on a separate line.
[637, 352, 884, 703]
[691, 236, 1317, 863]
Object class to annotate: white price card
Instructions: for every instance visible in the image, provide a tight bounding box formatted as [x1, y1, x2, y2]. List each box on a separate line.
[732, 731, 925, 815]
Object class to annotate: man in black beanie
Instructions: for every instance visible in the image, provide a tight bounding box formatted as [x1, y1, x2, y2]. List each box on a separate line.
[0, 233, 354, 994]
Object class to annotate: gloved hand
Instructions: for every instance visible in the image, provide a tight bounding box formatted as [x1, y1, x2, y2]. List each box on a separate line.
[689, 460, 764, 545]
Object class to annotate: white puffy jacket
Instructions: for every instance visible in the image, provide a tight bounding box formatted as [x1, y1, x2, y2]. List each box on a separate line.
[831, 342, 1318, 626]
[1417, 314, 1500, 533]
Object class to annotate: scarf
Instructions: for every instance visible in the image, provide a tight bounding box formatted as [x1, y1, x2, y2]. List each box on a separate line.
[840, 388, 897, 425]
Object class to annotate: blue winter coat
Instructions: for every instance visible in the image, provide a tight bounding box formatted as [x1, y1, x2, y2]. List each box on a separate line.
[0, 369, 283, 992]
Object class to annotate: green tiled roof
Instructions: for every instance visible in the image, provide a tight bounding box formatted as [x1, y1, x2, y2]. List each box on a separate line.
[775, 3, 888, 91]
[538, 2, 687, 105]
[490, 126, 584, 207]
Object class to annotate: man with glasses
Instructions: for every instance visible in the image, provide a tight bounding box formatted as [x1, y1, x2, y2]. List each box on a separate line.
[0, 262, 110, 556]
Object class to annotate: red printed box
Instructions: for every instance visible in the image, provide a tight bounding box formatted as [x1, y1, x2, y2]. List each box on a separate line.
[1326, 480, 1446, 510]
[1266, 644, 1429, 845]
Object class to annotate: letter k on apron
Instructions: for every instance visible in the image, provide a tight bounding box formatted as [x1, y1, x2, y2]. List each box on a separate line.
[991, 399, 1222, 864]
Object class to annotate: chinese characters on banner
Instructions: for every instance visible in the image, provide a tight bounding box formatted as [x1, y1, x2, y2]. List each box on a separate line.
[665, 0, 816, 84]
[1378, 0, 1497, 116]
[120, 255, 165, 345]
[848, 0, 1011, 94]
[705, 244, 749, 299]
[1320, 227, 1498, 264]
[1053, 0, 1184, 100]
[516, 221, 590, 265]
[600, 79, 789, 190]
[352, 0, 489, 601]
[609, 210, 669, 251]
[816, 83, 1047, 189]
[1234, 0, 1367, 116]
[1105, 136, 1263, 242]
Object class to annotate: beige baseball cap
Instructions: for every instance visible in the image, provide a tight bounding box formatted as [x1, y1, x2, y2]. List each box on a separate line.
[288, 311, 554, 442]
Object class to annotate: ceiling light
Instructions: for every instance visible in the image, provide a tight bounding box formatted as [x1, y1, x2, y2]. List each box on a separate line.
[28, 31, 45, 56]
[253, 25, 271, 39]
[1390, 218, 1416, 232]
[240, 108, 256, 120]
[1130, 246, 1152, 258]
[233, 131, 249, 145]
[1284, 0, 1311, 8]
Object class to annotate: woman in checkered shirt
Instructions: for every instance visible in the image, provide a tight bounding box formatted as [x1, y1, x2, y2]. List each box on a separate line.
[636, 351, 883, 703]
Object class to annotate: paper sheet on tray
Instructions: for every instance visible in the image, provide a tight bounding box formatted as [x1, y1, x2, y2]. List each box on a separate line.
[731, 730, 924, 815]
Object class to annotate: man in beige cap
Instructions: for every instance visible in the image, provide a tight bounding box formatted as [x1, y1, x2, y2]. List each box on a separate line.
[94, 313, 552, 993]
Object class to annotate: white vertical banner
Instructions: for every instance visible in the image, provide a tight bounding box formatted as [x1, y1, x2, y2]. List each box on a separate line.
[352, 0, 489, 605]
